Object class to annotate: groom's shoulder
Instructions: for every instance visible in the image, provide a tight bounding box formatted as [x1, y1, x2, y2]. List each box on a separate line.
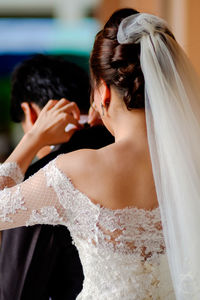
[66, 125, 114, 150]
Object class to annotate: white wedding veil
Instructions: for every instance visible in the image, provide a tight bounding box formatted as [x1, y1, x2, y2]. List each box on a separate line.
[117, 13, 200, 299]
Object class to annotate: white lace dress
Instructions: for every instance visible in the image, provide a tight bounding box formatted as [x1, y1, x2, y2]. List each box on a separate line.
[0, 158, 175, 299]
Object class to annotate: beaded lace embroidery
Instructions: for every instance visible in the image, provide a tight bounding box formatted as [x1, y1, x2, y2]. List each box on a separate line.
[26, 206, 64, 226]
[0, 162, 24, 184]
[0, 186, 27, 222]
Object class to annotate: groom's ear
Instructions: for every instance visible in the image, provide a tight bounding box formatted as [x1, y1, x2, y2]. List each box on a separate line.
[21, 102, 41, 133]
[21, 102, 37, 124]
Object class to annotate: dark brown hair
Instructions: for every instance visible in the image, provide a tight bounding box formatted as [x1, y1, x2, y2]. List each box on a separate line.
[90, 8, 145, 109]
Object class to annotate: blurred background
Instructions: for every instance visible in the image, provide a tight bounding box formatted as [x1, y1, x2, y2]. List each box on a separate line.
[0, 0, 199, 162]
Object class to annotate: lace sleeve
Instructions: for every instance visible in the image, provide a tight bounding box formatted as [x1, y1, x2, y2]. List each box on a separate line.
[0, 159, 67, 231]
[0, 162, 24, 189]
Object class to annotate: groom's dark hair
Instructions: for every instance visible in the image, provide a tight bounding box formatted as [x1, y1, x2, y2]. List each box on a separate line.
[10, 54, 90, 122]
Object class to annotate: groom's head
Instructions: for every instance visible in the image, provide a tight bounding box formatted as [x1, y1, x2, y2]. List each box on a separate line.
[10, 54, 90, 133]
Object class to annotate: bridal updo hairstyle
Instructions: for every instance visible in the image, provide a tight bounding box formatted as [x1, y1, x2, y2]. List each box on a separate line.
[90, 8, 145, 109]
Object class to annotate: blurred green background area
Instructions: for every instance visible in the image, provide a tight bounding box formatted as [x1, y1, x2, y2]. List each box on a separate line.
[0, 15, 99, 162]
[0, 76, 11, 130]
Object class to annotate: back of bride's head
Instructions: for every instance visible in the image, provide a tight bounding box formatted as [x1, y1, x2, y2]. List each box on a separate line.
[90, 8, 145, 110]
[90, 8, 175, 110]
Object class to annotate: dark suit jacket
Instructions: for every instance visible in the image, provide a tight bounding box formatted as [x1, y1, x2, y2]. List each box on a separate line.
[0, 125, 114, 300]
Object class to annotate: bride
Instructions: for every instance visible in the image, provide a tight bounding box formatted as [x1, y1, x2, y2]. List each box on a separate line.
[0, 8, 200, 299]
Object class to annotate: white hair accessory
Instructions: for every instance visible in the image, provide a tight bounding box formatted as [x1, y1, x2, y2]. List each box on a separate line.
[117, 13, 168, 44]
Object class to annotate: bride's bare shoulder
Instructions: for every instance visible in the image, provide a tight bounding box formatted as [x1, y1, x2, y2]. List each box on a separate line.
[55, 148, 102, 177]
[55, 141, 142, 180]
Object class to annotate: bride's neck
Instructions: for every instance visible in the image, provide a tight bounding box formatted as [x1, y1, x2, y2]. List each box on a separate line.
[113, 109, 147, 143]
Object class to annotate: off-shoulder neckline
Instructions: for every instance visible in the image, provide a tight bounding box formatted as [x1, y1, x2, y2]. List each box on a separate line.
[51, 157, 160, 215]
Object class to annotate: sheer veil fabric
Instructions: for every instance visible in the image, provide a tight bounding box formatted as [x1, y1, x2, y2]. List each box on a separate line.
[117, 13, 200, 299]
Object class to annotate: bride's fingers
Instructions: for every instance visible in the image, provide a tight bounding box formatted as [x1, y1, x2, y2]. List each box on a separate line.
[42, 99, 58, 112]
[88, 105, 102, 126]
[62, 113, 82, 128]
[52, 98, 70, 110]
[58, 102, 80, 120]
[50, 98, 80, 120]
[43, 98, 70, 113]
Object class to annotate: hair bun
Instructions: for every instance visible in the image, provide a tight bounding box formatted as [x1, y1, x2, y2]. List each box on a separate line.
[90, 8, 145, 110]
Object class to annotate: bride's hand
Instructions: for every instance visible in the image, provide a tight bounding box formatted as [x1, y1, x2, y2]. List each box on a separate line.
[5, 98, 82, 173]
[30, 98, 82, 147]
[88, 104, 103, 127]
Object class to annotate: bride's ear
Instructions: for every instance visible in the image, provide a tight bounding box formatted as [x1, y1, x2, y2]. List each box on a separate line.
[99, 80, 111, 110]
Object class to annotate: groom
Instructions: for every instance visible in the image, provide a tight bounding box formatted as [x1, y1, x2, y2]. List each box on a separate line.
[0, 55, 114, 300]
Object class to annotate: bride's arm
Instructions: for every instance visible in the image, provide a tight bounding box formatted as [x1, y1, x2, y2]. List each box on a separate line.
[0, 98, 82, 231]
[0, 158, 67, 230]
[0, 99, 80, 190]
